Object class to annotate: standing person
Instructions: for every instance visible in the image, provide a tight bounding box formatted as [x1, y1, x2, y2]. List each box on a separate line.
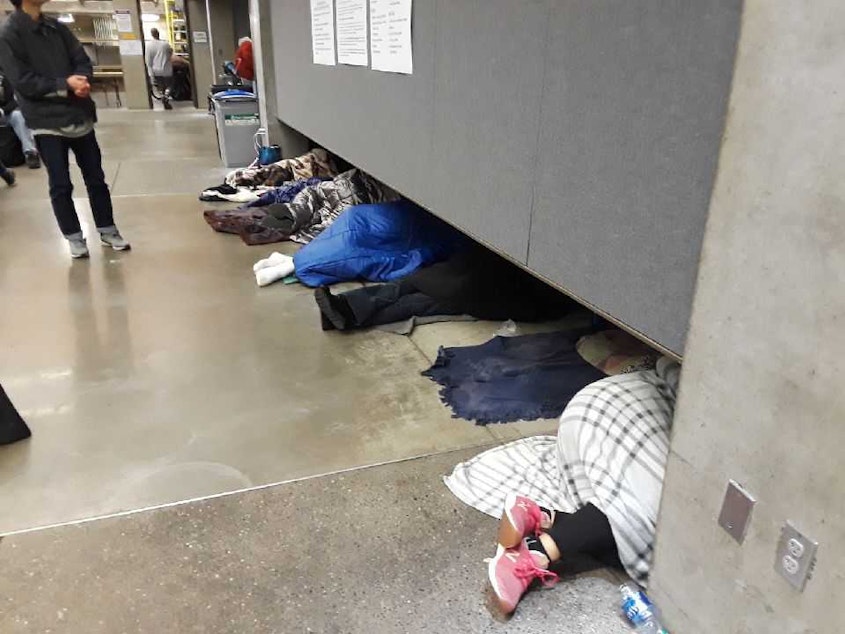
[0, 0, 130, 259]
[145, 28, 173, 110]
[1, 65, 40, 167]
[234, 37, 254, 82]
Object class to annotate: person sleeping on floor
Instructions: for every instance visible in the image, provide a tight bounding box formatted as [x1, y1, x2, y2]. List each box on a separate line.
[313, 244, 578, 331]
[444, 357, 680, 619]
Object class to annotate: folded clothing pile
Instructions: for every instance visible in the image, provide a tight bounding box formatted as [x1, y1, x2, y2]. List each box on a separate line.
[262, 169, 399, 244]
[203, 169, 399, 246]
[203, 178, 324, 238]
[200, 183, 267, 204]
[225, 148, 337, 188]
[199, 148, 337, 202]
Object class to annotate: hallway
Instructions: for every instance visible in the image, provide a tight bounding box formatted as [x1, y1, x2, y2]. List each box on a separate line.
[0, 110, 627, 632]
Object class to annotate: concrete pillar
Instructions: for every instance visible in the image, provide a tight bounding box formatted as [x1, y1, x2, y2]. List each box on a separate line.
[207, 0, 236, 74]
[649, 1, 845, 631]
[233, 0, 251, 42]
[250, 0, 309, 156]
[112, 0, 151, 110]
[185, 0, 214, 107]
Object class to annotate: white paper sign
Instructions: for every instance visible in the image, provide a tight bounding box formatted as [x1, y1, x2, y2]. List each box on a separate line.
[114, 10, 133, 34]
[192, 31, 208, 44]
[370, 0, 412, 74]
[119, 40, 143, 56]
[310, 0, 337, 66]
[336, 0, 368, 66]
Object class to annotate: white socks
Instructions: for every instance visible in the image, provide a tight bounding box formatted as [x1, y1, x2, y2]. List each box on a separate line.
[254, 252, 295, 287]
[253, 251, 290, 272]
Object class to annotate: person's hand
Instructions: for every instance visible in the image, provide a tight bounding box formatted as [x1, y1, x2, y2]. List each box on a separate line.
[66, 75, 87, 92]
[66, 75, 91, 98]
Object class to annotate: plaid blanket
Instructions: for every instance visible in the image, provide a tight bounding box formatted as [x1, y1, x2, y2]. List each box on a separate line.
[224, 148, 337, 188]
[266, 169, 399, 245]
[444, 358, 680, 584]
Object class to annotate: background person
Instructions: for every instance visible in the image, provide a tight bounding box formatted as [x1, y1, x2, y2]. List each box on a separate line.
[234, 36, 254, 82]
[145, 28, 174, 110]
[0, 65, 40, 168]
[0, 0, 130, 259]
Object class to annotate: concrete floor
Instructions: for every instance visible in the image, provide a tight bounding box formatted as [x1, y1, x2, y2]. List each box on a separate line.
[0, 109, 625, 632]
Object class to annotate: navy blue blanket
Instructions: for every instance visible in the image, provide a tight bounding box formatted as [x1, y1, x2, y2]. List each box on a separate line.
[422, 331, 606, 425]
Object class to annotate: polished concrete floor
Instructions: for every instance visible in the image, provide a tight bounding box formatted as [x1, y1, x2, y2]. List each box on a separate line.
[0, 109, 624, 632]
[0, 450, 629, 633]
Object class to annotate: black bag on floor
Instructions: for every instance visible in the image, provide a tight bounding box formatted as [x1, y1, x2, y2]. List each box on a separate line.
[172, 66, 193, 102]
[0, 382, 31, 446]
[0, 124, 25, 167]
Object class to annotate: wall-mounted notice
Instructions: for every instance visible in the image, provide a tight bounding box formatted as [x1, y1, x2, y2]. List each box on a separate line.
[114, 10, 133, 34]
[118, 40, 143, 56]
[370, 0, 413, 74]
[192, 31, 208, 44]
[336, 0, 368, 66]
[310, 0, 337, 66]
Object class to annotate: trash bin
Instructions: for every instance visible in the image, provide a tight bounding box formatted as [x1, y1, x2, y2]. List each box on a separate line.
[211, 93, 260, 168]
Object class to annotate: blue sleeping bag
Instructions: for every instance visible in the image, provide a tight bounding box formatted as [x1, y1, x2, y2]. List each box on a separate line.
[294, 200, 465, 287]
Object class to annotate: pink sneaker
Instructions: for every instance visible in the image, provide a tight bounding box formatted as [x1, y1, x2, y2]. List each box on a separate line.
[497, 493, 551, 548]
[487, 541, 559, 619]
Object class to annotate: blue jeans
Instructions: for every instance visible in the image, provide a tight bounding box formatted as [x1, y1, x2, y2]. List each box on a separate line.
[35, 131, 115, 237]
[5, 110, 36, 154]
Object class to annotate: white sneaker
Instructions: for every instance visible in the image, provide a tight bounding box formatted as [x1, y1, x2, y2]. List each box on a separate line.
[68, 236, 89, 259]
[100, 231, 131, 251]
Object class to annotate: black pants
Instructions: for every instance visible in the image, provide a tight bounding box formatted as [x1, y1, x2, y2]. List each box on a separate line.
[36, 131, 115, 237]
[153, 75, 173, 102]
[547, 503, 622, 569]
[343, 280, 462, 328]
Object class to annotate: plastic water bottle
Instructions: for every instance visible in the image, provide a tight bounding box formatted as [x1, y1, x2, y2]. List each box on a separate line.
[619, 584, 669, 633]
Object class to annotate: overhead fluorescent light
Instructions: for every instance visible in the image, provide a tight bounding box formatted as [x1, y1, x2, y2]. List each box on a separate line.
[58, 13, 75, 23]
[141, 13, 161, 23]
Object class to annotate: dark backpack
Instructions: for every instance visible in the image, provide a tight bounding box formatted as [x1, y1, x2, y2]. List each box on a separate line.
[0, 71, 24, 166]
[0, 123, 24, 167]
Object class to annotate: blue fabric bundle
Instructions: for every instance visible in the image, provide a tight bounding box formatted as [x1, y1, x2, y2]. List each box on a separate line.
[293, 200, 465, 287]
[422, 331, 606, 425]
[246, 177, 326, 208]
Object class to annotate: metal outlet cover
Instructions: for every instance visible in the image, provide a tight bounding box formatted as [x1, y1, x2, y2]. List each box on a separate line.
[775, 521, 819, 591]
[718, 480, 756, 544]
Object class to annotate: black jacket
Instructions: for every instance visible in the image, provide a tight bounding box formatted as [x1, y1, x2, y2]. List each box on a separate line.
[0, 10, 96, 129]
[0, 70, 18, 115]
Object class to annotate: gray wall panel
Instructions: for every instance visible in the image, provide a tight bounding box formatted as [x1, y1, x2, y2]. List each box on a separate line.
[271, 0, 436, 202]
[527, 0, 742, 354]
[429, 0, 550, 260]
[268, 0, 741, 354]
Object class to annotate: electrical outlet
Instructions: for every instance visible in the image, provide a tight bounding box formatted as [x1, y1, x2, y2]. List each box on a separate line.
[775, 521, 818, 591]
